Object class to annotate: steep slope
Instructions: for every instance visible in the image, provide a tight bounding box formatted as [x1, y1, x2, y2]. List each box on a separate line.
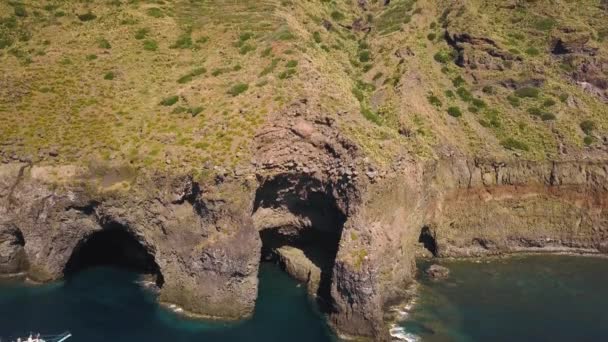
[1, 0, 608, 341]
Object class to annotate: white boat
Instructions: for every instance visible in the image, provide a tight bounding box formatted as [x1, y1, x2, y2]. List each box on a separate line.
[9, 332, 71, 342]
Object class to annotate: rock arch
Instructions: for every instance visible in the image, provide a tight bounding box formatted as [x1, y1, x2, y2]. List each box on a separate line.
[63, 221, 164, 286]
[253, 173, 346, 311]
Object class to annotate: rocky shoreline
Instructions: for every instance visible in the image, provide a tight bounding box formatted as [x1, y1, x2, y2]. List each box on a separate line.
[1, 110, 607, 341]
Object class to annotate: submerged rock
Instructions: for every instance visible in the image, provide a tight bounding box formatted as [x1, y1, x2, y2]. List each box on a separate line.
[426, 264, 450, 280]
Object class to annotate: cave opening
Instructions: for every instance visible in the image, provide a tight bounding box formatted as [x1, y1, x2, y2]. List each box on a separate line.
[253, 175, 346, 313]
[64, 222, 164, 287]
[419, 226, 438, 257]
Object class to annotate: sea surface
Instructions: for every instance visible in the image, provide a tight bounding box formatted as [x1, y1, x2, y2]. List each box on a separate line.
[2, 256, 607, 342]
[393, 255, 608, 342]
[0, 263, 335, 342]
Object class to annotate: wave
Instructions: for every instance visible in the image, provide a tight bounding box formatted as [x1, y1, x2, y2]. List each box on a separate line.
[389, 324, 420, 342]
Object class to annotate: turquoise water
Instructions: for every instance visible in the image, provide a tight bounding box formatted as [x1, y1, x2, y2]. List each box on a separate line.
[0, 263, 335, 342]
[397, 255, 608, 342]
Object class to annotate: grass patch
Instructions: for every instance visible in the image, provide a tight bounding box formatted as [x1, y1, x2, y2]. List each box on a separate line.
[143, 40, 158, 51]
[135, 28, 149, 40]
[227, 83, 249, 96]
[580, 120, 595, 135]
[98, 38, 111, 49]
[103, 71, 115, 80]
[177, 67, 206, 84]
[260, 59, 279, 76]
[78, 12, 97, 22]
[447, 106, 462, 118]
[501, 138, 529, 151]
[515, 87, 540, 98]
[160, 95, 179, 106]
[427, 94, 442, 107]
[146, 8, 163, 18]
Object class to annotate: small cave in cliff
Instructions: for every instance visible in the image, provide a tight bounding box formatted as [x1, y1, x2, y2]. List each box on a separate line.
[253, 175, 346, 313]
[419, 226, 438, 257]
[64, 223, 164, 287]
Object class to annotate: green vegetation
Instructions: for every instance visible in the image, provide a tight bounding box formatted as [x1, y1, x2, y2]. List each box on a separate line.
[177, 67, 206, 84]
[515, 87, 540, 98]
[227, 83, 249, 96]
[103, 72, 115, 80]
[501, 138, 529, 151]
[160, 96, 179, 106]
[143, 40, 158, 51]
[447, 106, 462, 118]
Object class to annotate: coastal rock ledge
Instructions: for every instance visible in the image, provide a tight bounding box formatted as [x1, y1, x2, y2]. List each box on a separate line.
[1, 117, 607, 341]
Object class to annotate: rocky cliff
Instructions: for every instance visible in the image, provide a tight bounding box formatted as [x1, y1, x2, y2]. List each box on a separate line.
[2, 111, 606, 340]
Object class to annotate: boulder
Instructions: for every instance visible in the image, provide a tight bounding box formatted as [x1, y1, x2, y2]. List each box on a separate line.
[426, 264, 450, 280]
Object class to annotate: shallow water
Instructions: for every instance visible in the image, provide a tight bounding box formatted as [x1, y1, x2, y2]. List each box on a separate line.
[0, 263, 335, 342]
[396, 255, 608, 342]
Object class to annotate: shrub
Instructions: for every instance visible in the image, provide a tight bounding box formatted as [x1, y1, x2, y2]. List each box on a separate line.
[527, 107, 543, 117]
[188, 106, 203, 117]
[456, 87, 473, 102]
[143, 40, 158, 51]
[361, 107, 382, 125]
[104, 71, 115, 80]
[445, 90, 455, 98]
[331, 11, 345, 21]
[482, 85, 495, 94]
[372, 72, 383, 81]
[427, 33, 436, 41]
[239, 44, 255, 55]
[447, 106, 462, 117]
[259, 59, 279, 76]
[260, 47, 272, 57]
[515, 87, 540, 98]
[135, 28, 149, 40]
[427, 94, 442, 107]
[584, 136, 594, 145]
[452, 76, 466, 87]
[278, 68, 297, 79]
[98, 38, 111, 49]
[86, 54, 98, 60]
[171, 34, 193, 49]
[239, 32, 254, 41]
[580, 120, 595, 135]
[313, 31, 322, 43]
[146, 8, 163, 18]
[352, 87, 364, 102]
[541, 113, 556, 121]
[286, 60, 298, 68]
[227, 83, 249, 96]
[14, 6, 27, 17]
[359, 50, 371, 62]
[501, 138, 529, 151]
[542, 98, 556, 107]
[177, 67, 206, 84]
[433, 51, 451, 64]
[534, 17, 557, 31]
[468, 106, 479, 113]
[471, 98, 486, 108]
[78, 12, 96, 21]
[507, 95, 520, 107]
[160, 95, 179, 106]
[525, 47, 540, 56]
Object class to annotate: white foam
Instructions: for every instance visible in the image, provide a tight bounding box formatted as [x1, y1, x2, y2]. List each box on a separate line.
[389, 324, 420, 342]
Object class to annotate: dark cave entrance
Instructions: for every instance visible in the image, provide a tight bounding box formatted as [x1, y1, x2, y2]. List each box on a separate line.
[253, 175, 347, 313]
[64, 223, 164, 287]
[419, 226, 438, 257]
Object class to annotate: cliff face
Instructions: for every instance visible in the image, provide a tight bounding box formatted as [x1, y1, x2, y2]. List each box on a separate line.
[1, 128, 607, 341]
[427, 159, 608, 257]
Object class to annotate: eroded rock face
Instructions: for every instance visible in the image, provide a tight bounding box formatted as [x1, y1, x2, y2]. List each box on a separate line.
[0, 223, 27, 274]
[2, 114, 608, 342]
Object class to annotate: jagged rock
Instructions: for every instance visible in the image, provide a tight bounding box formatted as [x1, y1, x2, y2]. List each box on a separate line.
[426, 264, 450, 280]
[276, 246, 321, 296]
